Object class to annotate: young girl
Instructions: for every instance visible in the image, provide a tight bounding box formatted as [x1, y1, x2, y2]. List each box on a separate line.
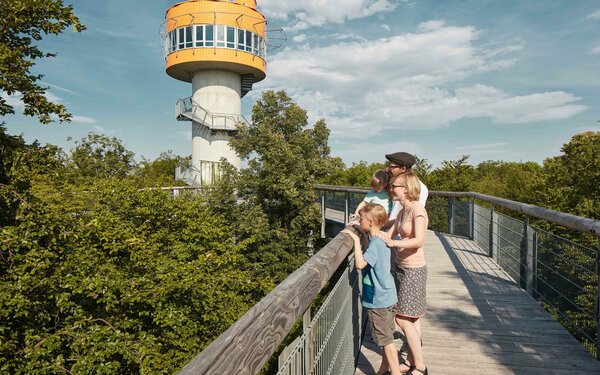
[342, 204, 401, 375]
[353, 170, 391, 218]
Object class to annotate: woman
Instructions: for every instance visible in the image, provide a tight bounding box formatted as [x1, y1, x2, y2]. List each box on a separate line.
[382, 170, 428, 375]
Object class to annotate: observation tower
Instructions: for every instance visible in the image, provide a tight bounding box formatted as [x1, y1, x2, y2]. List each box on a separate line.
[162, 0, 269, 185]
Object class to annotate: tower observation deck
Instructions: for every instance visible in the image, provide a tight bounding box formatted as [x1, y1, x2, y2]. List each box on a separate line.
[162, 0, 268, 185]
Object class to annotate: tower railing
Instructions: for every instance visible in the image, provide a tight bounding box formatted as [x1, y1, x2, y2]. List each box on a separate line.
[175, 96, 249, 131]
[175, 161, 223, 186]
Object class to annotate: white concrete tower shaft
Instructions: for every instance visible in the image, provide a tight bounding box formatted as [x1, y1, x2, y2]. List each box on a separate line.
[191, 70, 241, 183]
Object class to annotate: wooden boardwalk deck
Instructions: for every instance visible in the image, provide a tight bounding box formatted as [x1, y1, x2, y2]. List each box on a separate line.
[355, 230, 600, 375]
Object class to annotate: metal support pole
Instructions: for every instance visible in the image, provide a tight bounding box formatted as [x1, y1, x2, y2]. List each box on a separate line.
[596, 237, 600, 359]
[520, 218, 529, 291]
[344, 192, 349, 224]
[448, 197, 454, 235]
[468, 200, 474, 240]
[321, 194, 326, 238]
[489, 206, 495, 259]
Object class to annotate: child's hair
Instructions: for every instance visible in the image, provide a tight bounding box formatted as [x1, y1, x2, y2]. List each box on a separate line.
[371, 169, 389, 191]
[359, 203, 388, 227]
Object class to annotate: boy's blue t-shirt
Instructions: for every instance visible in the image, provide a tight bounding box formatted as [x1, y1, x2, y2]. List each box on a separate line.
[361, 237, 397, 309]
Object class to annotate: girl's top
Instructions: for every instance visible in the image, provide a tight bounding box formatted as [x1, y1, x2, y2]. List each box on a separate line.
[362, 189, 391, 213]
[362, 237, 398, 309]
[395, 200, 428, 268]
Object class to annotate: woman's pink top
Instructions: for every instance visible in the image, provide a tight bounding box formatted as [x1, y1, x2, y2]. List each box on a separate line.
[395, 200, 428, 268]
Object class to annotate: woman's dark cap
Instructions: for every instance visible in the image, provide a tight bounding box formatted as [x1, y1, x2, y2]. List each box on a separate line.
[385, 152, 416, 168]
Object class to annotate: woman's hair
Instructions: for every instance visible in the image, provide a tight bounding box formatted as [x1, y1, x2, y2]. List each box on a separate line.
[359, 203, 388, 227]
[391, 170, 421, 202]
[371, 169, 389, 191]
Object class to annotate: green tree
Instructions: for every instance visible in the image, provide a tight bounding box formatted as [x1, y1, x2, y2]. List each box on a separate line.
[0, 0, 85, 123]
[136, 151, 187, 186]
[539, 131, 600, 220]
[0, 171, 271, 374]
[227, 90, 336, 279]
[428, 155, 474, 192]
[70, 133, 136, 180]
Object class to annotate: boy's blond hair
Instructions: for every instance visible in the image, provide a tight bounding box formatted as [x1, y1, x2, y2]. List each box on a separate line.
[359, 203, 388, 227]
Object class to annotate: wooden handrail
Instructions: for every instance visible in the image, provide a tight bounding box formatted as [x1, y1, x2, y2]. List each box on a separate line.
[431, 191, 600, 237]
[178, 230, 355, 374]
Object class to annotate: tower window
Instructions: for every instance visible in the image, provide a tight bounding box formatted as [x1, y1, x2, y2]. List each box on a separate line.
[185, 26, 193, 48]
[195, 25, 204, 47]
[216, 25, 226, 47]
[178, 28, 185, 50]
[245, 30, 252, 52]
[227, 27, 235, 49]
[205, 25, 214, 47]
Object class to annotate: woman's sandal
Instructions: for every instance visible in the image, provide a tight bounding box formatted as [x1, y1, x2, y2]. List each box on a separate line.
[399, 362, 415, 374]
[407, 367, 428, 375]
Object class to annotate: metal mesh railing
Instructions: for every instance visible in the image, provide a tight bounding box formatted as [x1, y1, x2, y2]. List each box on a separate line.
[276, 254, 364, 375]
[447, 198, 599, 358]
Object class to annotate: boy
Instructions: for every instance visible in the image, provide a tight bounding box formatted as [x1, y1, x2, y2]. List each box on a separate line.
[342, 204, 400, 375]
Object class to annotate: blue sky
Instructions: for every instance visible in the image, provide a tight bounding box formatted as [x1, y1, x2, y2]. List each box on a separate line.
[2, 0, 600, 168]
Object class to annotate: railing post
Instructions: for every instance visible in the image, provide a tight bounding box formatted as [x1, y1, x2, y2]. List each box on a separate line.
[321, 194, 326, 238]
[489, 206, 496, 260]
[520, 218, 530, 291]
[468, 199, 474, 240]
[344, 192, 349, 224]
[596, 237, 600, 359]
[303, 308, 314, 374]
[448, 197, 454, 235]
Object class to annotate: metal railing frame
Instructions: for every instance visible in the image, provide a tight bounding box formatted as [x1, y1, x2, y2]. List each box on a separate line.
[431, 191, 600, 358]
[176, 96, 249, 132]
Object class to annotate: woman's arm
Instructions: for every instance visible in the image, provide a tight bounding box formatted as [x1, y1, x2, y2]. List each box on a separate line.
[383, 215, 426, 249]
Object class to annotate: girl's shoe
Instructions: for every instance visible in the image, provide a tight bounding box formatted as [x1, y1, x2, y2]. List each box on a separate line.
[407, 367, 428, 375]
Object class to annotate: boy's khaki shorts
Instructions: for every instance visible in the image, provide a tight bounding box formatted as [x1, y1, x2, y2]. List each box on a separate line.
[368, 306, 395, 347]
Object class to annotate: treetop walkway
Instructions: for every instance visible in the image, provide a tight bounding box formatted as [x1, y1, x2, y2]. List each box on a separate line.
[177, 186, 600, 375]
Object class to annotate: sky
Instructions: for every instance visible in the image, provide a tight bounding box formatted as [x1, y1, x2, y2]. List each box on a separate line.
[2, 0, 600, 168]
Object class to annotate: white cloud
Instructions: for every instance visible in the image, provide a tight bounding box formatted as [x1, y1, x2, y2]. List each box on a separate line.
[256, 22, 586, 136]
[332, 139, 424, 165]
[591, 45, 600, 54]
[72, 115, 96, 124]
[259, 0, 397, 31]
[381, 24, 391, 32]
[293, 34, 308, 43]
[417, 20, 445, 32]
[586, 9, 600, 19]
[455, 142, 509, 155]
[39, 81, 78, 96]
[1, 92, 24, 111]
